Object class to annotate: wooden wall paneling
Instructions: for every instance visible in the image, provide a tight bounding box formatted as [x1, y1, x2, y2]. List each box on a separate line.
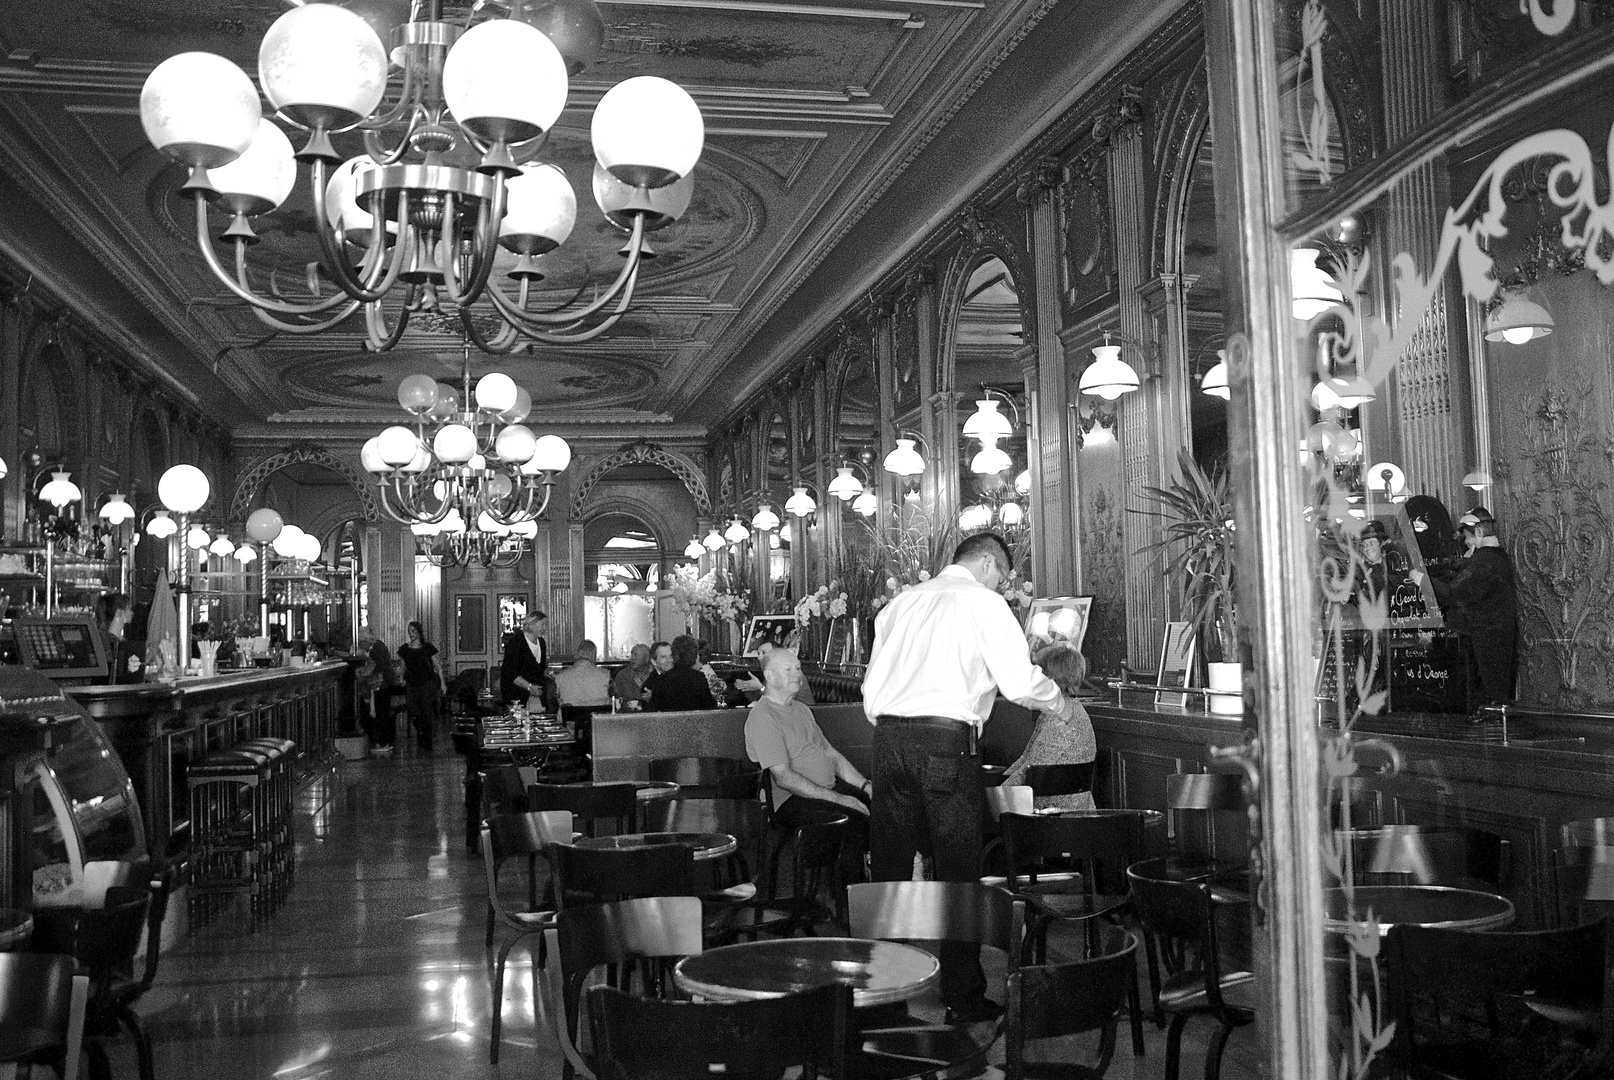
[1025, 165, 1075, 596]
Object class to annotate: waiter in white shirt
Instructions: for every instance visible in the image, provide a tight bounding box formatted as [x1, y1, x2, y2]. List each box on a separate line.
[863, 531, 1076, 1025]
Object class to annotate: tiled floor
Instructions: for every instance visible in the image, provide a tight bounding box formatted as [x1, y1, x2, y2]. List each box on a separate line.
[115, 746, 1260, 1080]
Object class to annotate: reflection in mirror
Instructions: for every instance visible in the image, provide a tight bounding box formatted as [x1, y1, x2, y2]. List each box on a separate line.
[1182, 128, 1228, 473]
[955, 257, 1030, 576]
[765, 411, 790, 603]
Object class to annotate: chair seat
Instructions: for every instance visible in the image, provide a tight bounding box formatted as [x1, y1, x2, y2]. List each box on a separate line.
[1024, 891, 1130, 923]
[513, 910, 557, 926]
[1158, 969, 1256, 1013]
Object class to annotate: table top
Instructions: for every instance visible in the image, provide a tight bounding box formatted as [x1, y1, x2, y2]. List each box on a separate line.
[675, 937, 940, 1007]
[1038, 808, 1165, 828]
[574, 831, 737, 861]
[1323, 884, 1515, 936]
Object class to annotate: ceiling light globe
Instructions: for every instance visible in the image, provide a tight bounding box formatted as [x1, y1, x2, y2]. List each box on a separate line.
[209, 535, 236, 557]
[360, 436, 388, 474]
[495, 424, 538, 464]
[245, 507, 284, 543]
[509, 518, 540, 540]
[39, 471, 82, 509]
[99, 494, 136, 524]
[234, 543, 257, 564]
[139, 52, 261, 168]
[397, 374, 439, 414]
[529, 434, 572, 473]
[467, 453, 488, 473]
[591, 76, 704, 189]
[258, 3, 388, 130]
[501, 387, 533, 424]
[882, 438, 925, 477]
[516, 0, 607, 75]
[785, 487, 817, 517]
[443, 19, 568, 144]
[187, 525, 212, 551]
[146, 511, 178, 539]
[501, 163, 577, 254]
[591, 164, 694, 233]
[433, 424, 478, 465]
[474, 372, 519, 414]
[487, 472, 515, 501]
[323, 157, 394, 245]
[402, 444, 432, 474]
[271, 524, 305, 557]
[429, 384, 460, 421]
[158, 464, 210, 514]
[827, 467, 861, 502]
[441, 509, 467, 536]
[208, 117, 297, 215]
[299, 533, 323, 563]
[476, 512, 513, 537]
[378, 425, 420, 468]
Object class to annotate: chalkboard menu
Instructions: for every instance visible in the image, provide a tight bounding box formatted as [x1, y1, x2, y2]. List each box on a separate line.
[13, 615, 108, 680]
[1389, 632, 1472, 715]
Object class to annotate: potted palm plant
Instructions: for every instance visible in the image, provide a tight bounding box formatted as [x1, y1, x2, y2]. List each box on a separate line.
[1138, 449, 1241, 713]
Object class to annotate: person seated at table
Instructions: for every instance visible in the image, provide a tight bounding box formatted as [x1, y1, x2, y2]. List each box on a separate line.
[555, 639, 612, 708]
[1000, 642, 1096, 811]
[611, 642, 654, 703]
[745, 648, 869, 860]
[734, 642, 816, 705]
[642, 635, 717, 712]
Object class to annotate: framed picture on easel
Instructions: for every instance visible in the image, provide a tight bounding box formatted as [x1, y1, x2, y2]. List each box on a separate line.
[1156, 621, 1197, 708]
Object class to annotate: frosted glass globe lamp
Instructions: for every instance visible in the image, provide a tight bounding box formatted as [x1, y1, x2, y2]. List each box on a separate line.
[158, 464, 210, 514]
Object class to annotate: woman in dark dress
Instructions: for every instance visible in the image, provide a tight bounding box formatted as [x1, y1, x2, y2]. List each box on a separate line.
[397, 621, 445, 751]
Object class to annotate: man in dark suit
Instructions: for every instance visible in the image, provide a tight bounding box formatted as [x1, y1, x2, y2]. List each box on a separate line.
[499, 610, 548, 709]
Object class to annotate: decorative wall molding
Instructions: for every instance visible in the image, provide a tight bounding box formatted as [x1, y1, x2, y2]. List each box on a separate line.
[229, 445, 380, 524]
[568, 440, 713, 519]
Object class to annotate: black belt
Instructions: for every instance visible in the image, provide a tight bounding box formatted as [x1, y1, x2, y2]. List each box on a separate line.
[875, 714, 977, 751]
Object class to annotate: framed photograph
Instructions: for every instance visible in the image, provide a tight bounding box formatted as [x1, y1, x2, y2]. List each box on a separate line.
[498, 593, 528, 636]
[821, 616, 855, 668]
[1155, 621, 1198, 708]
[455, 594, 486, 655]
[743, 614, 800, 657]
[1024, 596, 1094, 654]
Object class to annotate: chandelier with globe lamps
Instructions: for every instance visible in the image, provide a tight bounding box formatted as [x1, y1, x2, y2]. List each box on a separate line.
[137, 0, 705, 352]
[362, 347, 570, 567]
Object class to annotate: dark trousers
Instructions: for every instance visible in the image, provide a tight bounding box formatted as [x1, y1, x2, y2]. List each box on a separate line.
[775, 781, 870, 885]
[404, 681, 442, 748]
[869, 718, 987, 1009]
[367, 686, 397, 746]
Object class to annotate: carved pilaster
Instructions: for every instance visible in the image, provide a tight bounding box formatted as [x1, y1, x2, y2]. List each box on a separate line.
[1026, 172, 1075, 595]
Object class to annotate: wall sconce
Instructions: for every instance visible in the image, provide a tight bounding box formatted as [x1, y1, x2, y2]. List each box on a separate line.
[852, 488, 879, 517]
[882, 432, 928, 477]
[723, 516, 750, 544]
[97, 492, 136, 526]
[1483, 288, 1555, 344]
[702, 527, 726, 551]
[962, 387, 1021, 443]
[1366, 460, 1408, 503]
[1291, 246, 1345, 320]
[970, 436, 1013, 476]
[1078, 332, 1143, 401]
[1462, 470, 1493, 492]
[683, 535, 704, 559]
[827, 465, 863, 502]
[1201, 350, 1230, 399]
[784, 485, 818, 518]
[750, 503, 780, 532]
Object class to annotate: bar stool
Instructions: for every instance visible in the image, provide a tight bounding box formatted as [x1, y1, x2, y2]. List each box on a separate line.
[187, 743, 281, 930]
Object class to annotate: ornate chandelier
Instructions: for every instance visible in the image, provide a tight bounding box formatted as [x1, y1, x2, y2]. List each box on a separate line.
[137, 0, 704, 350]
[361, 345, 571, 567]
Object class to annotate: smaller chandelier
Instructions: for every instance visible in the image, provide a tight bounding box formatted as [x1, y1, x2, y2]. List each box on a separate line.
[363, 347, 570, 563]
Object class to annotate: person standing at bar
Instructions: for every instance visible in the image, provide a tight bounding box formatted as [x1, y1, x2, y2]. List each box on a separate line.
[862, 532, 1077, 1025]
[1417, 506, 1518, 706]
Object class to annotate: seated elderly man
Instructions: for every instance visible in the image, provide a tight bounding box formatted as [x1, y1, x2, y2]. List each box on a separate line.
[744, 649, 868, 853]
[554, 639, 612, 708]
[734, 641, 816, 705]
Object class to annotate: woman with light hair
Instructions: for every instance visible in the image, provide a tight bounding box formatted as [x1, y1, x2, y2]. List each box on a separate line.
[1001, 642, 1096, 811]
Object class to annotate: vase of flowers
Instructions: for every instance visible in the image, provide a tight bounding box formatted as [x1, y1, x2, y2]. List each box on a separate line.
[667, 564, 751, 651]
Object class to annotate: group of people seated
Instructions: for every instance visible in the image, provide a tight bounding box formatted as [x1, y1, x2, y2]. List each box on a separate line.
[539, 632, 815, 714]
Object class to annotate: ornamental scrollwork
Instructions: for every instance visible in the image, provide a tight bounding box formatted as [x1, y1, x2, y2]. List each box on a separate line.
[229, 445, 380, 523]
[567, 440, 713, 519]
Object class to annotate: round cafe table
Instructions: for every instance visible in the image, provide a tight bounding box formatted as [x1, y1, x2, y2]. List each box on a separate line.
[674, 937, 940, 1007]
[1323, 884, 1514, 936]
[574, 830, 737, 862]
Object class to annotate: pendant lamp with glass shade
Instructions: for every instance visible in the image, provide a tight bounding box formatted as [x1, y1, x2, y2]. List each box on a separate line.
[1462, 470, 1493, 491]
[724, 518, 749, 544]
[961, 398, 1013, 441]
[1483, 290, 1555, 344]
[1291, 247, 1345, 320]
[882, 438, 926, 477]
[827, 467, 862, 502]
[1078, 338, 1140, 401]
[784, 486, 817, 517]
[1201, 350, 1230, 399]
[98, 493, 137, 525]
[970, 437, 1013, 475]
[853, 488, 878, 517]
[750, 504, 780, 532]
[683, 536, 704, 559]
[703, 528, 725, 551]
[146, 511, 179, 539]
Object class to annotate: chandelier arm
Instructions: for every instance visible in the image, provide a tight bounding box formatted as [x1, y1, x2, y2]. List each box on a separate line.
[514, 269, 597, 318]
[364, 299, 413, 352]
[482, 214, 646, 327]
[436, 178, 507, 309]
[309, 172, 416, 303]
[231, 243, 355, 316]
[375, 482, 422, 525]
[249, 300, 364, 335]
[501, 265, 641, 344]
[192, 199, 349, 316]
[457, 308, 525, 355]
[359, 66, 427, 142]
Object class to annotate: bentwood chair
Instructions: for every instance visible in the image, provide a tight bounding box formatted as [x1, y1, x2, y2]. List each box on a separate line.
[1385, 918, 1613, 1080]
[647, 756, 761, 883]
[589, 982, 853, 1080]
[0, 952, 89, 1080]
[530, 781, 641, 836]
[482, 811, 572, 1063]
[540, 896, 705, 1080]
[1005, 928, 1142, 1080]
[726, 815, 850, 940]
[1125, 865, 1254, 1080]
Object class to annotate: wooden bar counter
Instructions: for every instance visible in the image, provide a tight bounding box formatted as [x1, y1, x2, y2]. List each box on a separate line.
[66, 660, 349, 856]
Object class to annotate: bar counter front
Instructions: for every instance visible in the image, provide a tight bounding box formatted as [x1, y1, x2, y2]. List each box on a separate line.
[65, 660, 348, 857]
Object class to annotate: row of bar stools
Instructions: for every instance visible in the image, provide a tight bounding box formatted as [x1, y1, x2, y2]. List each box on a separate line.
[186, 737, 296, 931]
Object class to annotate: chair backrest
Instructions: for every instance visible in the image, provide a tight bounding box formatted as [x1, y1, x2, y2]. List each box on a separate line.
[489, 810, 574, 858]
[1125, 865, 1237, 1011]
[588, 982, 852, 1080]
[986, 785, 1034, 820]
[1386, 918, 1611, 1069]
[483, 766, 533, 817]
[1023, 763, 1094, 799]
[551, 841, 697, 909]
[1166, 772, 1245, 811]
[530, 782, 639, 835]
[543, 896, 706, 1080]
[1002, 811, 1146, 895]
[649, 756, 761, 800]
[1006, 929, 1139, 1079]
[0, 951, 88, 1078]
[848, 881, 1025, 963]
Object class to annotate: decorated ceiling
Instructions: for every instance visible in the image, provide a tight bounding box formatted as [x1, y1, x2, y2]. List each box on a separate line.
[0, 0, 1158, 438]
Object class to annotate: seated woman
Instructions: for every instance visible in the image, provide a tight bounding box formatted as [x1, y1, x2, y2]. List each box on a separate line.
[1000, 642, 1096, 812]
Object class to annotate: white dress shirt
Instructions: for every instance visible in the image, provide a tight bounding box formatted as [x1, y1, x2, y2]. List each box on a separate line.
[862, 564, 1072, 729]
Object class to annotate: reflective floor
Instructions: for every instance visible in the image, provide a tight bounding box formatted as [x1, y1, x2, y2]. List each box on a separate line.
[113, 746, 1258, 1080]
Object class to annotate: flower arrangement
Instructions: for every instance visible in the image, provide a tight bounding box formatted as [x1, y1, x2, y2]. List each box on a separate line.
[667, 563, 750, 626]
[794, 583, 849, 626]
